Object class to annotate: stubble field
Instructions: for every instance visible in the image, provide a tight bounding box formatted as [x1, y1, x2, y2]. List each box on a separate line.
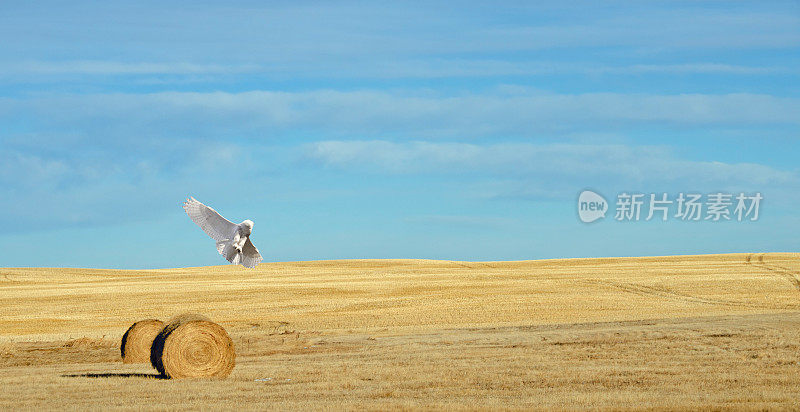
[1, 253, 799, 409]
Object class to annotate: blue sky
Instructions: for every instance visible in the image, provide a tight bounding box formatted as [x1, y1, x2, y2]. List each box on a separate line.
[0, 1, 798, 268]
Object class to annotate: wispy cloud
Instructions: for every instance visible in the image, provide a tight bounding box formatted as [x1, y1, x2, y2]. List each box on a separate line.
[2, 90, 798, 141]
[1, 85, 796, 234]
[592, 63, 792, 75]
[0, 2, 797, 85]
[0, 138, 249, 233]
[305, 140, 799, 199]
[341, 60, 796, 79]
[3, 59, 792, 79]
[0, 61, 261, 75]
[4, 3, 794, 57]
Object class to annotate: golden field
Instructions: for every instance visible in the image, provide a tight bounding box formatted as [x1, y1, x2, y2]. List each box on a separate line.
[1, 253, 800, 410]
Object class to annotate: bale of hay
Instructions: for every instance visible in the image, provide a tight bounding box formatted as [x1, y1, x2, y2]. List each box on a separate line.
[121, 319, 164, 363]
[150, 313, 235, 379]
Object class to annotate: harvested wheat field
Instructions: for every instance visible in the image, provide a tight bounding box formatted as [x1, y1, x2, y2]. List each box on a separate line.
[1, 253, 800, 409]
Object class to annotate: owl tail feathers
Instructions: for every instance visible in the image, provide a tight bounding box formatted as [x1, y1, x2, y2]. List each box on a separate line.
[217, 240, 243, 265]
[217, 241, 242, 265]
[229, 250, 242, 265]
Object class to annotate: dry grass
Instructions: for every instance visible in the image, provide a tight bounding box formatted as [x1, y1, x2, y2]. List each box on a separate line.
[1, 253, 799, 409]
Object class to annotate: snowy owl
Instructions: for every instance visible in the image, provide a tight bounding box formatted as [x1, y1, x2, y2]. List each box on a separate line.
[182, 197, 263, 268]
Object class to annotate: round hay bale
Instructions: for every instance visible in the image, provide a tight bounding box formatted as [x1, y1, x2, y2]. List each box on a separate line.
[120, 319, 164, 363]
[150, 313, 235, 379]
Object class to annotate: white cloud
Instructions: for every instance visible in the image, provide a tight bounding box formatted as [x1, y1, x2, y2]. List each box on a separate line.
[592, 63, 790, 75]
[349, 60, 794, 79]
[0, 152, 71, 187]
[3, 90, 798, 140]
[304, 140, 799, 198]
[0, 61, 261, 75]
[0, 3, 797, 83]
[3, 59, 790, 79]
[0, 138, 250, 232]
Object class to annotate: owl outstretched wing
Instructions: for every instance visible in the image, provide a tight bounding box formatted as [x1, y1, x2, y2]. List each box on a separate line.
[182, 197, 237, 242]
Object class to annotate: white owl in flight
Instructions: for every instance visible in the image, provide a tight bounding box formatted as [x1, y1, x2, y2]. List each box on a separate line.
[182, 197, 263, 268]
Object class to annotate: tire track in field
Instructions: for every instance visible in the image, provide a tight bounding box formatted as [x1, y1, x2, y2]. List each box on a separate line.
[450, 262, 477, 269]
[761, 255, 800, 289]
[450, 262, 499, 269]
[746, 253, 800, 292]
[586, 279, 799, 310]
